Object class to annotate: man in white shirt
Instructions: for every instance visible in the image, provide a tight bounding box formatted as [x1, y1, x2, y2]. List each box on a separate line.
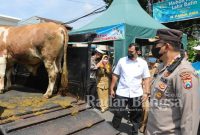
[110, 43, 150, 135]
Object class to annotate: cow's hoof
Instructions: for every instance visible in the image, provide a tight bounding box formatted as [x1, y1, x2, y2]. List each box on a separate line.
[43, 94, 51, 99]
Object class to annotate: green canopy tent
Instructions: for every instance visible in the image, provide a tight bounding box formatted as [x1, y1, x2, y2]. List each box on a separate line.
[70, 0, 187, 64]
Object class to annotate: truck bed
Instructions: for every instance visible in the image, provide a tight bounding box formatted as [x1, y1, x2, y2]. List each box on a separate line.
[0, 87, 118, 135]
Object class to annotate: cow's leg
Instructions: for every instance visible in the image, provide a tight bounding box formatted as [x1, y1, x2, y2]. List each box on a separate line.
[0, 56, 7, 93]
[43, 60, 58, 98]
[56, 49, 63, 73]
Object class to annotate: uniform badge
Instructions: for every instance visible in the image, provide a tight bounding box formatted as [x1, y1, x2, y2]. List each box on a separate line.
[155, 91, 163, 99]
[180, 72, 193, 90]
[180, 72, 192, 80]
[164, 72, 170, 77]
[158, 82, 167, 91]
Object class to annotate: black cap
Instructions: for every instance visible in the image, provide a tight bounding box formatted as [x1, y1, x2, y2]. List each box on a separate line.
[149, 29, 183, 43]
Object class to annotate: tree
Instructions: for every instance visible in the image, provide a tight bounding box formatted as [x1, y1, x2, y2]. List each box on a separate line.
[187, 37, 200, 62]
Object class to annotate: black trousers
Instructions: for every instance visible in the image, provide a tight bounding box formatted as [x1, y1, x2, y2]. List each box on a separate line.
[86, 78, 97, 107]
[112, 95, 142, 135]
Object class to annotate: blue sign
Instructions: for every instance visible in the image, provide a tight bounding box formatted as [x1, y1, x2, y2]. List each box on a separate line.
[93, 23, 125, 42]
[192, 61, 200, 77]
[153, 0, 200, 23]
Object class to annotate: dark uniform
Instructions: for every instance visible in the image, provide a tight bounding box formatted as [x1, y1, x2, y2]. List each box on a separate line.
[145, 29, 200, 135]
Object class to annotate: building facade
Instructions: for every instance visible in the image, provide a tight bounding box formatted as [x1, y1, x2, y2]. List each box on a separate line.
[0, 14, 21, 26]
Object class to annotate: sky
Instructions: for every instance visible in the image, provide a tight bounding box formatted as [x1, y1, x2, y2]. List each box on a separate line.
[0, 0, 106, 29]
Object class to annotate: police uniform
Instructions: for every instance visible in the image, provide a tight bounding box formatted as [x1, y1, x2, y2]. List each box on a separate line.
[146, 58, 200, 135]
[145, 29, 200, 135]
[87, 48, 105, 107]
[149, 64, 158, 78]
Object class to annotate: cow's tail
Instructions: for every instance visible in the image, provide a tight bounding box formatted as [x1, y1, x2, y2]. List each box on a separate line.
[60, 27, 68, 95]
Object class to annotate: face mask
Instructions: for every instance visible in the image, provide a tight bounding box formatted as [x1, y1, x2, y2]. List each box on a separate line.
[128, 53, 134, 59]
[128, 51, 137, 59]
[102, 59, 108, 62]
[102, 59, 108, 64]
[148, 57, 157, 63]
[96, 58, 101, 62]
[151, 46, 164, 59]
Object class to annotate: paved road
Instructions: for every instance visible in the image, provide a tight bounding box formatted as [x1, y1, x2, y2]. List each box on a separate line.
[94, 108, 143, 135]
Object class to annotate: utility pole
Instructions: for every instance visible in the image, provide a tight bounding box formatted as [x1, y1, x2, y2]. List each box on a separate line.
[147, 0, 153, 16]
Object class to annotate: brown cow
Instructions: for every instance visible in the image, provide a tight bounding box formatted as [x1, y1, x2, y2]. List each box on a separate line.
[0, 22, 68, 98]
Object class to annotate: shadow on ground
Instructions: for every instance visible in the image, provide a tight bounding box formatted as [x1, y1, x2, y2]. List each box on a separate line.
[0, 106, 7, 118]
[107, 121, 132, 135]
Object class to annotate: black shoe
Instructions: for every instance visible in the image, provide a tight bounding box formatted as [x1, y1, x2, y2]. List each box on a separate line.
[112, 116, 121, 129]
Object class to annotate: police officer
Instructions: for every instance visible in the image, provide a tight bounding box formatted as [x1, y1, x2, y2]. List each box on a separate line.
[87, 48, 105, 107]
[147, 53, 159, 80]
[145, 29, 200, 135]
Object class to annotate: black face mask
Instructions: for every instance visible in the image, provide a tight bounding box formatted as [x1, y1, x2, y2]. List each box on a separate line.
[151, 46, 164, 59]
[96, 57, 101, 62]
[128, 53, 134, 59]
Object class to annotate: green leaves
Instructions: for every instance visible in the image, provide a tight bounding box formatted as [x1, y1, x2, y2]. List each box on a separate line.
[187, 37, 200, 62]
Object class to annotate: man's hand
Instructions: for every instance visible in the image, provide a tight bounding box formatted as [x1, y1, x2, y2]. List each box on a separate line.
[110, 89, 115, 98]
[110, 74, 118, 98]
[96, 60, 102, 68]
[142, 77, 150, 102]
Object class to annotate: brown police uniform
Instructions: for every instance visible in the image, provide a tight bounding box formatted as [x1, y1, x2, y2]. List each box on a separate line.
[146, 58, 200, 135]
[139, 63, 158, 133]
[149, 64, 158, 78]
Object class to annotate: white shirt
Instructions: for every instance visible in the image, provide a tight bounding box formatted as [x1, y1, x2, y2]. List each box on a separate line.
[114, 57, 150, 98]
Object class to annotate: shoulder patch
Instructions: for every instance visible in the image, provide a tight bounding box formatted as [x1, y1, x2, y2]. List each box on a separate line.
[182, 79, 192, 89]
[180, 72, 193, 89]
